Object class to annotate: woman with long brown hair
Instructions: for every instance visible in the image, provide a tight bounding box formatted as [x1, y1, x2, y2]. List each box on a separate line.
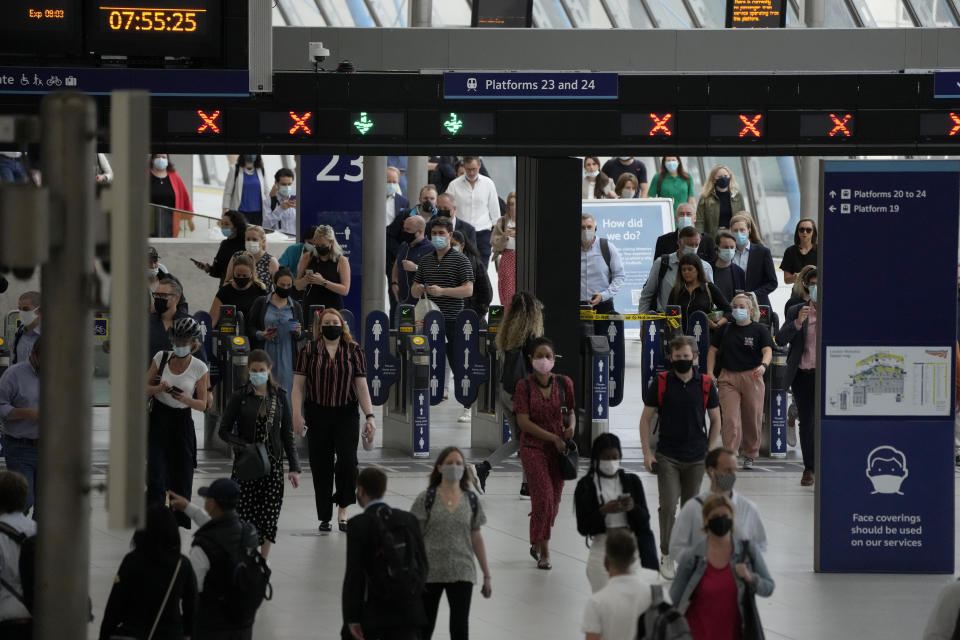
[410, 446, 492, 640]
[292, 308, 376, 532]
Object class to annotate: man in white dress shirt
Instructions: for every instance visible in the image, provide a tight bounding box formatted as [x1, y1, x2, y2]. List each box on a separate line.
[444, 156, 500, 266]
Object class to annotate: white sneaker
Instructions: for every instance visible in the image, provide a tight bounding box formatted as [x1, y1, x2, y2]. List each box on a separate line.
[458, 407, 472, 423]
[466, 462, 484, 495]
[659, 553, 676, 580]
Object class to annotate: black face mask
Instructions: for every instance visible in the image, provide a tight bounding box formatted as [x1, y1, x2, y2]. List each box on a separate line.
[233, 277, 251, 288]
[275, 287, 292, 298]
[321, 325, 343, 341]
[153, 297, 169, 315]
[316, 245, 331, 257]
[672, 359, 694, 374]
[436, 209, 451, 218]
[421, 202, 434, 213]
[400, 231, 416, 244]
[244, 154, 257, 164]
[707, 515, 733, 537]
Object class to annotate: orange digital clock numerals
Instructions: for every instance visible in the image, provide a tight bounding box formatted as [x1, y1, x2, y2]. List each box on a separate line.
[102, 7, 201, 33]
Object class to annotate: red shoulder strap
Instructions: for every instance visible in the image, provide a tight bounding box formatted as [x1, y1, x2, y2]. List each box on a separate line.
[701, 375, 713, 410]
[657, 371, 669, 406]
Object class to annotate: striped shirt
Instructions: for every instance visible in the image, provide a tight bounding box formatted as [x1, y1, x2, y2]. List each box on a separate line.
[414, 250, 475, 322]
[294, 340, 367, 407]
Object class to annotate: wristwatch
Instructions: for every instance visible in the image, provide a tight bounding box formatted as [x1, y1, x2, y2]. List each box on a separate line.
[365, 413, 375, 420]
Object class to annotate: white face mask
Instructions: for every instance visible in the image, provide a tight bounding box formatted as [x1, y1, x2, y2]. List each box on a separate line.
[246, 241, 261, 254]
[441, 464, 465, 483]
[581, 228, 596, 244]
[598, 459, 620, 476]
[19, 308, 38, 326]
[621, 189, 636, 199]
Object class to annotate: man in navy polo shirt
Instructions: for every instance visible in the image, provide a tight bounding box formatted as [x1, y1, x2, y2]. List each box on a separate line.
[638, 335, 721, 580]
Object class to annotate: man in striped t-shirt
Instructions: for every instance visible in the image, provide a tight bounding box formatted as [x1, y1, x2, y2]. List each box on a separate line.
[411, 217, 475, 362]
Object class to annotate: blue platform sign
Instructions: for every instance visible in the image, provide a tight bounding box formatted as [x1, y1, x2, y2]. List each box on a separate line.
[422, 310, 446, 406]
[444, 72, 618, 100]
[818, 160, 958, 573]
[592, 353, 609, 421]
[364, 311, 399, 406]
[413, 389, 430, 457]
[770, 389, 787, 458]
[453, 309, 489, 407]
[934, 71, 960, 98]
[0, 66, 248, 96]
[594, 318, 625, 406]
[300, 155, 364, 323]
[688, 311, 710, 375]
[640, 319, 664, 394]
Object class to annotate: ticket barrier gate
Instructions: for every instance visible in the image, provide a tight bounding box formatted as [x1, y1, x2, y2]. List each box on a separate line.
[307, 305, 358, 341]
[756, 305, 787, 458]
[449, 307, 504, 450]
[366, 304, 433, 457]
[204, 305, 250, 453]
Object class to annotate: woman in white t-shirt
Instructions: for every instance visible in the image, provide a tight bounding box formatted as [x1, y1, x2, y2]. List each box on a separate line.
[145, 317, 209, 528]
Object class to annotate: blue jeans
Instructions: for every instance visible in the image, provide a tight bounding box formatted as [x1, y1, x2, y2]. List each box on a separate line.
[0, 156, 27, 183]
[2, 435, 38, 514]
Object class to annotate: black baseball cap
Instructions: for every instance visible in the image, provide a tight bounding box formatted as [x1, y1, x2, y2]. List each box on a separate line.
[198, 478, 240, 503]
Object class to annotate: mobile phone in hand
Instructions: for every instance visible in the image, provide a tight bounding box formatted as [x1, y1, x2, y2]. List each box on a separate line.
[651, 462, 660, 474]
[170, 386, 184, 394]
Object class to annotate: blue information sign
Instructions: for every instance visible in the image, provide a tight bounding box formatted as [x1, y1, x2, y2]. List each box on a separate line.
[640, 319, 664, 394]
[688, 311, 710, 375]
[422, 310, 447, 406]
[769, 389, 787, 458]
[413, 389, 430, 457]
[453, 310, 489, 407]
[592, 353, 609, 420]
[934, 71, 960, 98]
[594, 318, 625, 406]
[0, 66, 248, 96]
[300, 155, 364, 322]
[364, 311, 400, 406]
[444, 72, 618, 100]
[818, 160, 958, 573]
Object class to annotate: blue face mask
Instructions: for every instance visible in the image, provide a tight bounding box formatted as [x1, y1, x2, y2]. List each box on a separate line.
[585, 170, 599, 178]
[221, 227, 234, 238]
[665, 160, 679, 172]
[732, 308, 749, 323]
[249, 371, 270, 387]
[733, 232, 748, 246]
[173, 346, 191, 358]
[718, 248, 736, 262]
[278, 185, 294, 198]
[432, 236, 448, 250]
[808, 284, 818, 302]
[677, 216, 693, 229]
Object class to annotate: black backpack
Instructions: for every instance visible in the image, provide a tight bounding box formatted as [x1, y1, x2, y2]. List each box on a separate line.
[500, 348, 529, 395]
[639, 583, 693, 640]
[204, 522, 273, 618]
[0, 521, 36, 613]
[423, 487, 479, 524]
[369, 504, 428, 602]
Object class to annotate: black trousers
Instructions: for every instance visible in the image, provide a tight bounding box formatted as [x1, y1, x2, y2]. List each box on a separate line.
[422, 581, 473, 640]
[792, 369, 816, 471]
[239, 208, 262, 227]
[0, 621, 31, 640]
[146, 402, 197, 529]
[305, 401, 360, 522]
[197, 627, 253, 640]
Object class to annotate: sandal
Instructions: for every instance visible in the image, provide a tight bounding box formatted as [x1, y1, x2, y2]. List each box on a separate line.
[318, 521, 332, 532]
[529, 545, 540, 562]
[339, 520, 348, 532]
[537, 559, 552, 570]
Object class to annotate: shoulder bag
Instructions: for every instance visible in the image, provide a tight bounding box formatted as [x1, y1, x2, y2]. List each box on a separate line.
[740, 540, 767, 640]
[109, 557, 182, 640]
[234, 391, 278, 482]
[147, 352, 172, 414]
[555, 376, 580, 480]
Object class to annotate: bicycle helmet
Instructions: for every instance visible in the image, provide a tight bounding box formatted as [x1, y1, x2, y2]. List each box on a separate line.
[168, 316, 202, 342]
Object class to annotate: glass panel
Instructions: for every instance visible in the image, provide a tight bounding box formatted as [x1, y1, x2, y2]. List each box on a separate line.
[688, 0, 724, 27]
[647, 0, 694, 27]
[563, 0, 613, 26]
[321, 0, 356, 26]
[286, 1, 327, 26]
[367, 0, 406, 26]
[787, 0, 802, 26]
[434, 0, 472, 26]
[825, 0, 857, 26]
[855, 0, 914, 26]
[534, 0, 574, 27]
[603, 0, 654, 26]
[912, 0, 958, 25]
[273, 5, 286, 24]
[741, 157, 799, 258]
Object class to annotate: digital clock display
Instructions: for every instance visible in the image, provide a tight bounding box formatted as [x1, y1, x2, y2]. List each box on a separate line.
[86, 1, 221, 58]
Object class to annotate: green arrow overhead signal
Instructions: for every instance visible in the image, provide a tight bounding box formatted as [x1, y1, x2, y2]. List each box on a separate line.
[443, 112, 463, 134]
[354, 112, 374, 135]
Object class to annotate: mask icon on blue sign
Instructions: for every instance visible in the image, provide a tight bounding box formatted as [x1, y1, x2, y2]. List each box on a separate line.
[865, 445, 909, 495]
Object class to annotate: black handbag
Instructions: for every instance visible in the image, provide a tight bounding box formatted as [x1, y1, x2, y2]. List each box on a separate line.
[147, 351, 172, 414]
[559, 439, 580, 481]
[740, 541, 766, 640]
[233, 392, 277, 482]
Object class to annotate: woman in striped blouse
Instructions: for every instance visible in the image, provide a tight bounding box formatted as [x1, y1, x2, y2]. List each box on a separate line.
[292, 308, 377, 532]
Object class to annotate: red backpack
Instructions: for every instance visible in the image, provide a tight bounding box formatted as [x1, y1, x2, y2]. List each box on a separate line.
[656, 370, 713, 409]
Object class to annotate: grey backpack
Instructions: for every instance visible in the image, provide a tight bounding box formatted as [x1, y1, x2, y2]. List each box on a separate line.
[640, 584, 693, 640]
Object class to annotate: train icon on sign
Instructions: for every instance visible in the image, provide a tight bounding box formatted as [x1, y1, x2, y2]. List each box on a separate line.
[467, 77, 477, 91]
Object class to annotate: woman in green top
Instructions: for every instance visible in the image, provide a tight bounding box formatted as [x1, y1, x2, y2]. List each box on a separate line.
[647, 156, 696, 215]
[411, 446, 492, 640]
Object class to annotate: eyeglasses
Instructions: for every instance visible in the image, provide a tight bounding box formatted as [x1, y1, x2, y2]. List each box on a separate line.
[798, 227, 814, 233]
[153, 293, 175, 299]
